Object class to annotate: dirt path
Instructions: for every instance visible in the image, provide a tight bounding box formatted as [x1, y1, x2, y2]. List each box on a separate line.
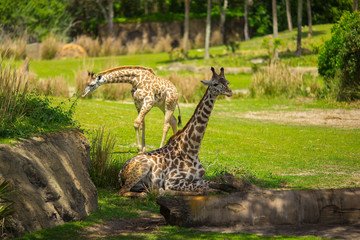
[235, 108, 360, 129]
[82, 211, 360, 239]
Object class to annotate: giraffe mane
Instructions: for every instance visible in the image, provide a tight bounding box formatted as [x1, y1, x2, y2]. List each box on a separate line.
[166, 88, 210, 145]
[97, 66, 156, 76]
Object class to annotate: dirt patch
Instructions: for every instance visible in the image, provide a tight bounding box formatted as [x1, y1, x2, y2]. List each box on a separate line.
[236, 109, 360, 129]
[83, 212, 166, 238]
[82, 214, 360, 239]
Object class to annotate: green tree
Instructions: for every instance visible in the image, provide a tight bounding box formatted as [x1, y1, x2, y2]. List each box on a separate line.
[318, 11, 360, 100]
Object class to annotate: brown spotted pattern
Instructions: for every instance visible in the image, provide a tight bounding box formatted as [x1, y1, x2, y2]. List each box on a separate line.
[82, 66, 181, 152]
[117, 67, 233, 195]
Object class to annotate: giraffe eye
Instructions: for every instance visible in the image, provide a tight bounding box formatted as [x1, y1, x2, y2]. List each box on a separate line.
[213, 83, 219, 87]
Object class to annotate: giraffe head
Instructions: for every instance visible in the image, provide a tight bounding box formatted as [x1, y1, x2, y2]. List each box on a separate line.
[82, 71, 104, 97]
[201, 67, 232, 97]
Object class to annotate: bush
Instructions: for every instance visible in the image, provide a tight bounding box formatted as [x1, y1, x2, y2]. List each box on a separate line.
[318, 11, 360, 101]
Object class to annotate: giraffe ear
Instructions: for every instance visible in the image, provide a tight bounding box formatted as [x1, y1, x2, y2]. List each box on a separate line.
[220, 67, 224, 76]
[201, 80, 213, 86]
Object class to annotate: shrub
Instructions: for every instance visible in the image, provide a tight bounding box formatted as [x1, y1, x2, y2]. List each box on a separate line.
[249, 63, 320, 98]
[89, 126, 129, 188]
[318, 11, 360, 101]
[40, 34, 62, 60]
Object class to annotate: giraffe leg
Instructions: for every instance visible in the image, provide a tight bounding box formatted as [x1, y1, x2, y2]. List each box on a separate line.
[134, 101, 153, 152]
[160, 109, 175, 147]
[116, 160, 151, 197]
[141, 119, 146, 152]
[170, 115, 177, 134]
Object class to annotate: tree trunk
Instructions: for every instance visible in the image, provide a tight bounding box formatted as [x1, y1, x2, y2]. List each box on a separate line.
[97, 0, 115, 38]
[183, 0, 191, 58]
[108, 0, 114, 38]
[204, 0, 212, 59]
[285, 0, 293, 31]
[218, 0, 228, 44]
[272, 0, 278, 59]
[307, 0, 312, 36]
[354, 0, 358, 12]
[244, 0, 250, 41]
[296, 0, 303, 57]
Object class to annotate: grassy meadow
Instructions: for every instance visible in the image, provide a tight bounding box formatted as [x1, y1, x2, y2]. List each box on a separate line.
[10, 24, 360, 239]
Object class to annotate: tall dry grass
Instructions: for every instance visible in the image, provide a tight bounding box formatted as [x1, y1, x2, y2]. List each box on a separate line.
[89, 126, 129, 188]
[0, 36, 27, 60]
[167, 73, 207, 103]
[75, 35, 101, 57]
[40, 34, 62, 60]
[0, 60, 28, 131]
[249, 63, 320, 98]
[100, 37, 125, 56]
[153, 34, 173, 53]
[34, 77, 69, 97]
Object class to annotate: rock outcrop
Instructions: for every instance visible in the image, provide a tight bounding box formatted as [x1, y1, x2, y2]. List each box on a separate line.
[0, 130, 98, 237]
[157, 186, 360, 227]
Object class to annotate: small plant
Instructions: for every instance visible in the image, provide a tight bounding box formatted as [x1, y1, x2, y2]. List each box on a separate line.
[318, 11, 360, 101]
[0, 180, 15, 237]
[168, 48, 185, 61]
[226, 41, 240, 55]
[89, 126, 129, 188]
[261, 36, 282, 63]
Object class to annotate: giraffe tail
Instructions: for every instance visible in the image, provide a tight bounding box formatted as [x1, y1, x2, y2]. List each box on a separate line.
[177, 101, 182, 127]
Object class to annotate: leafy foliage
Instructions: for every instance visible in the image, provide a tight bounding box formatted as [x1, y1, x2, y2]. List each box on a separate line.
[318, 11, 360, 100]
[0, 180, 14, 237]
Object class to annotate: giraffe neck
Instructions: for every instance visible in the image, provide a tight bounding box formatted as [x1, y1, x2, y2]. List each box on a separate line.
[100, 67, 153, 88]
[179, 88, 217, 156]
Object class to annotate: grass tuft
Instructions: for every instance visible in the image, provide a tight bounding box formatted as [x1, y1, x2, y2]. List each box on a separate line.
[89, 126, 129, 189]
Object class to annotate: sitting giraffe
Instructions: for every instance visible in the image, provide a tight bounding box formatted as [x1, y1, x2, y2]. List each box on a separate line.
[117, 67, 232, 197]
[82, 66, 181, 152]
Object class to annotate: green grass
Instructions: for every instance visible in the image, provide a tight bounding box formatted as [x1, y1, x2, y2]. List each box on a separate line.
[74, 97, 360, 190]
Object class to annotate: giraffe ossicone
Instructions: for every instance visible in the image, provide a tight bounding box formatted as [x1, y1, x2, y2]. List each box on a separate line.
[82, 66, 181, 152]
[117, 67, 232, 197]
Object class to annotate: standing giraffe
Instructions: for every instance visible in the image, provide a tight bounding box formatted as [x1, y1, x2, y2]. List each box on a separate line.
[117, 67, 232, 197]
[82, 66, 181, 152]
